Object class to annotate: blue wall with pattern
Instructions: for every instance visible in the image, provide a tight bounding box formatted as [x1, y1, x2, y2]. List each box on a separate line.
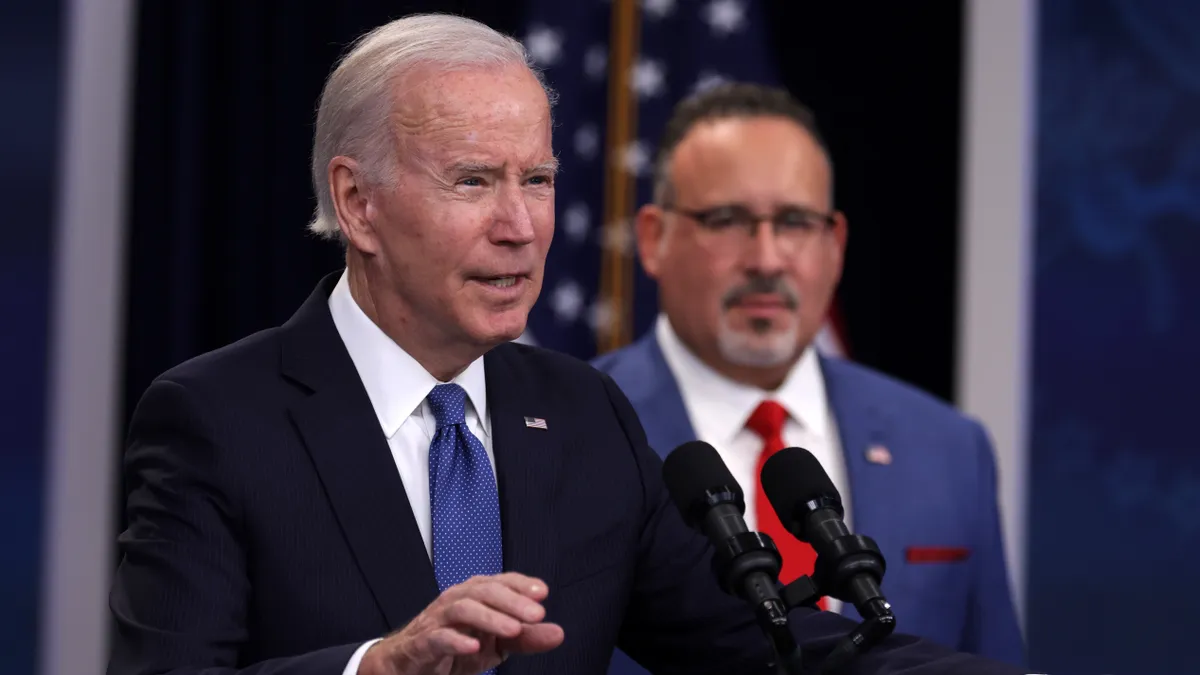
[0, 3, 62, 674]
[1028, 1, 1200, 673]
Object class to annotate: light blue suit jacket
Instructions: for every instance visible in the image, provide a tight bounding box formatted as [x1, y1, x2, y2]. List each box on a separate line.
[591, 331, 1026, 670]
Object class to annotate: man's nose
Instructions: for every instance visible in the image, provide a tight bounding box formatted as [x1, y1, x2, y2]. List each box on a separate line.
[742, 221, 787, 275]
[492, 183, 536, 245]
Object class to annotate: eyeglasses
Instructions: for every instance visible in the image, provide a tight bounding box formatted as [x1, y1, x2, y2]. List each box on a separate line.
[663, 203, 836, 250]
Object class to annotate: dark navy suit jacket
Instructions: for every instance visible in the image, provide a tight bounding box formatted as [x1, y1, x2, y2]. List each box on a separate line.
[108, 273, 1026, 675]
[591, 331, 1026, 674]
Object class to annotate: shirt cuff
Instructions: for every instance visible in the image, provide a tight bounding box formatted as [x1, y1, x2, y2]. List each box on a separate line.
[342, 638, 384, 675]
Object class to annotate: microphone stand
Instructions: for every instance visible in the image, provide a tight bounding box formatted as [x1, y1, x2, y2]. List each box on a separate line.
[778, 534, 896, 675]
[711, 532, 807, 674]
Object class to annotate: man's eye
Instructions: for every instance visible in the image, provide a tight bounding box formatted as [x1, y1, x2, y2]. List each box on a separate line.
[777, 211, 817, 229]
[460, 177, 485, 187]
[702, 210, 744, 228]
[527, 175, 553, 187]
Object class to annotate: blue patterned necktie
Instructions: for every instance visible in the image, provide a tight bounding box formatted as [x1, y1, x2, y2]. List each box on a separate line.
[427, 383, 504, 600]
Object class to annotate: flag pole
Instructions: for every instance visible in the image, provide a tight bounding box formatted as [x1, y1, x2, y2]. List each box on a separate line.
[597, 0, 640, 354]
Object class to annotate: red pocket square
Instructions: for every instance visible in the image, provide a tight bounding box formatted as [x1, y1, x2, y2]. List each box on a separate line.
[905, 546, 971, 564]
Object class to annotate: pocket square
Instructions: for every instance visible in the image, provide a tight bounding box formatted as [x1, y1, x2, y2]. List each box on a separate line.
[905, 546, 971, 564]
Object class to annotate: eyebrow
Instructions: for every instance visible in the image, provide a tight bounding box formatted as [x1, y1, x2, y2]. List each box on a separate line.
[532, 158, 560, 175]
[446, 159, 560, 176]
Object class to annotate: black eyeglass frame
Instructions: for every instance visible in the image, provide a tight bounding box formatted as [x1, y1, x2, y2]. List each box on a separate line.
[661, 203, 838, 235]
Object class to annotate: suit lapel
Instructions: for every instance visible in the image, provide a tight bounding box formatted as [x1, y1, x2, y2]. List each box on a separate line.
[620, 332, 698, 458]
[820, 357, 893, 560]
[485, 344, 563, 596]
[282, 274, 438, 630]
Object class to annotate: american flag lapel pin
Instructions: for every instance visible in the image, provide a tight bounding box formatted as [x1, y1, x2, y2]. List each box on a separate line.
[865, 444, 892, 465]
[524, 416, 548, 430]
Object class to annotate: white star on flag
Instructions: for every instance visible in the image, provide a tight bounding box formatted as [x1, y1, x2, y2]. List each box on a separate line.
[704, 0, 747, 36]
[694, 71, 730, 93]
[584, 45, 607, 80]
[563, 203, 591, 243]
[618, 140, 652, 177]
[589, 297, 616, 332]
[524, 26, 564, 66]
[574, 124, 600, 159]
[550, 281, 585, 322]
[642, 0, 677, 20]
[600, 218, 635, 255]
[631, 58, 667, 99]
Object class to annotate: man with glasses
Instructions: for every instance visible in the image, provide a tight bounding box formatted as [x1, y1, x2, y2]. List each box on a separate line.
[593, 83, 1025, 671]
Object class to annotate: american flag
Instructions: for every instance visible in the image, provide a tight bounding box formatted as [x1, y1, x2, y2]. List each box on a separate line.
[524, 416, 549, 429]
[518, 0, 848, 360]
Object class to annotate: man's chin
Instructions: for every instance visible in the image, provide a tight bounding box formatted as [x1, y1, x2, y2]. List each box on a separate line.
[471, 310, 531, 346]
[720, 347, 797, 369]
[723, 322, 800, 343]
[716, 326, 802, 369]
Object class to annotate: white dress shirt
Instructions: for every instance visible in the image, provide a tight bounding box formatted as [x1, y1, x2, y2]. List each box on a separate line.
[654, 314, 851, 614]
[326, 270, 496, 673]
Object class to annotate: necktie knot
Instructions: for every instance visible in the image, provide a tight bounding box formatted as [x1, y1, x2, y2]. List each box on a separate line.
[746, 399, 788, 441]
[428, 383, 467, 429]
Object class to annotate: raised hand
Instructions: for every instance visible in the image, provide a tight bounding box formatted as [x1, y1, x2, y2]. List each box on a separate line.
[359, 572, 565, 675]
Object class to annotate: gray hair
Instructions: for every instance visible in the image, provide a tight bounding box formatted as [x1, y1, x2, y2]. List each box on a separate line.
[307, 13, 555, 240]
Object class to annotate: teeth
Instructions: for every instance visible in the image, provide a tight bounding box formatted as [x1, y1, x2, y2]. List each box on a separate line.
[486, 277, 517, 288]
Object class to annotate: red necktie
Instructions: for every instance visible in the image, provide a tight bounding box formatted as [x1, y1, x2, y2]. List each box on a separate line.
[746, 400, 827, 610]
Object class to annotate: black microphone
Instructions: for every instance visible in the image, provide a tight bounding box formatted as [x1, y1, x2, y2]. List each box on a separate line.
[760, 446, 889, 618]
[662, 440, 805, 674]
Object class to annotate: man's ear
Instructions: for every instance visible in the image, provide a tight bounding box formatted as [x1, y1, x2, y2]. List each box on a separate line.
[328, 156, 381, 255]
[634, 204, 668, 280]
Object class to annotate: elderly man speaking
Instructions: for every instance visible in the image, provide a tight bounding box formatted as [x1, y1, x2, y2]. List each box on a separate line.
[107, 13, 1029, 675]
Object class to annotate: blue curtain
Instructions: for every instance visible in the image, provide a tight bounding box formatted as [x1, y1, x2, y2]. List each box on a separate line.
[0, 2, 63, 673]
[1028, 1, 1200, 673]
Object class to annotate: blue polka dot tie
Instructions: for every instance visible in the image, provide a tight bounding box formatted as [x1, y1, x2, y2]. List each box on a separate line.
[427, 383, 504, 601]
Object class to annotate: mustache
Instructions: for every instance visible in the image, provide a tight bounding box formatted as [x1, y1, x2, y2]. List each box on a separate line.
[721, 276, 800, 309]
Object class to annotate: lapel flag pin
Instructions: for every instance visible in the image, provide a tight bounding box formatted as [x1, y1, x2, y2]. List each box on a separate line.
[524, 416, 548, 430]
[866, 444, 892, 465]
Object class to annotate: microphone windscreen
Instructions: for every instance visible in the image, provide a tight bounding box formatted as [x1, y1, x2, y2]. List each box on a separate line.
[662, 440, 744, 525]
[760, 447, 842, 527]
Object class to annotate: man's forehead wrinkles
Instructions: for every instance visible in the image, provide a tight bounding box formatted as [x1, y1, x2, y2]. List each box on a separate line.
[391, 107, 474, 136]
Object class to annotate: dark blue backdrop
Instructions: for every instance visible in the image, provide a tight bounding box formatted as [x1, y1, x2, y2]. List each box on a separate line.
[0, 3, 62, 675]
[1028, 1, 1200, 673]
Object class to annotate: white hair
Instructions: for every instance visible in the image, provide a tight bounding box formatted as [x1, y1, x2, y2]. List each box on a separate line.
[307, 13, 555, 240]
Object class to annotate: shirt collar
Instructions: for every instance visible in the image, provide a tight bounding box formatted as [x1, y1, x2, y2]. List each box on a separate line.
[654, 313, 830, 446]
[328, 270, 489, 439]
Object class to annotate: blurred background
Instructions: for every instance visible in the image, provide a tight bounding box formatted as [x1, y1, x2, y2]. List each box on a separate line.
[2, 1, 1198, 674]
